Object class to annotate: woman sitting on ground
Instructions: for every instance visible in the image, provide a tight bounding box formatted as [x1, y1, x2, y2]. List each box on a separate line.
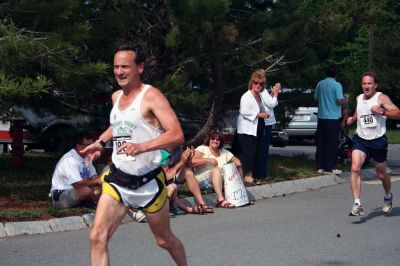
[192, 129, 243, 208]
[163, 146, 214, 214]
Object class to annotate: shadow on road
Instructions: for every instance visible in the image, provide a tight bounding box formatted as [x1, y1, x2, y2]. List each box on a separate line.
[351, 207, 400, 224]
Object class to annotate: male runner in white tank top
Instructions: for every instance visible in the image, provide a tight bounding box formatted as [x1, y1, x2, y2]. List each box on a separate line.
[82, 42, 187, 266]
[346, 71, 400, 216]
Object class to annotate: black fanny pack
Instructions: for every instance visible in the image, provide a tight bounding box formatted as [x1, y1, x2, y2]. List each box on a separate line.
[105, 164, 162, 189]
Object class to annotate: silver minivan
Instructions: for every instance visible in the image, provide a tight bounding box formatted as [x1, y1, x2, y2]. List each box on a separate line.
[284, 107, 318, 142]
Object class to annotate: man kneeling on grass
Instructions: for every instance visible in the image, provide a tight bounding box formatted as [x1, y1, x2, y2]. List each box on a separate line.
[49, 133, 102, 208]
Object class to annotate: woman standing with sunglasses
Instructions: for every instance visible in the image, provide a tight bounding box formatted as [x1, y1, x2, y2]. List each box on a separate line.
[236, 69, 281, 185]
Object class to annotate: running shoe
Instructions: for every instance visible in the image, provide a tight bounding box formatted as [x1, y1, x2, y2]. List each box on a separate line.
[349, 203, 364, 216]
[131, 210, 146, 223]
[331, 169, 343, 175]
[382, 193, 393, 214]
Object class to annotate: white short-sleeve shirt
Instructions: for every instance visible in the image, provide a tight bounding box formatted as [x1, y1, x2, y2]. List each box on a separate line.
[50, 149, 97, 191]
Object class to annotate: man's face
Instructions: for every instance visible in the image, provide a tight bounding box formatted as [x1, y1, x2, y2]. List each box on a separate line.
[113, 51, 144, 89]
[361, 75, 378, 99]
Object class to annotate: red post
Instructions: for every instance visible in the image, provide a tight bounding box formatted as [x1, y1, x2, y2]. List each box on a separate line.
[10, 117, 25, 170]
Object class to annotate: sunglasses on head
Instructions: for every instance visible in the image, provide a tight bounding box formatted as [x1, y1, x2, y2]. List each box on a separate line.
[253, 81, 264, 87]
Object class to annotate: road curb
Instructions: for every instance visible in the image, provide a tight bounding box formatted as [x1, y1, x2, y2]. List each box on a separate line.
[0, 168, 388, 239]
[179, 174, 347, 208]
[49, 216, 87, 232]
[4, 220, 52, 237]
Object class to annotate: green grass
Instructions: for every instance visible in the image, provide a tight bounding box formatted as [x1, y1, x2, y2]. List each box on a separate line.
[267, 154, 316, 181]
[0, 152, 97, 222]
[385, 129, 400, 144]
[0, 151, 60, 201]
[0, 209, 44, 221]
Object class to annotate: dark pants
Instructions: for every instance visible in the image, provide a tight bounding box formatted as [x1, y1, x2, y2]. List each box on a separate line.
[238, 118, 265, 180]
[255, 125, 272, 179]
[315, 118, 340, 172]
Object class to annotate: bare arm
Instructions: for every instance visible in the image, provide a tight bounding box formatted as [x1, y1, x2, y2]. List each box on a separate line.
[191, 150, 217, 168]
[346, 111, 357, 126]
[337, 99, 344, 106]
[118, 87, 184, 156]
[166, 147, 194, 178]
[371, 93, 400, 120]
[72, 175, 101, 189]
[230, 155, 242, 168]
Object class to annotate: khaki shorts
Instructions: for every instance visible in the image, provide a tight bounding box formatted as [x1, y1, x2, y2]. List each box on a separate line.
[197, 170, 215, 191]
[101, 168, 168, 213]
[52, 189, 79, 209]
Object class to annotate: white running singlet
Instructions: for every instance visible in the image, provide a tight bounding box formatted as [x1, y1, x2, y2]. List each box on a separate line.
[356, 92, 387, 140]
[110, 85, 164, 175]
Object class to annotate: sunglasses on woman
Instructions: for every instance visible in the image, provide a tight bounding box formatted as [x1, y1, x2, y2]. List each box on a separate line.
[253, 81, 264, 87]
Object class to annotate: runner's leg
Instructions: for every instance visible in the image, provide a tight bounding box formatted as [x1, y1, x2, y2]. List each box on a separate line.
[90, 193, 129, 266]
[146, 199, 187, 266]
[375, 161, 391, 194]
[350, 150, 366, 200]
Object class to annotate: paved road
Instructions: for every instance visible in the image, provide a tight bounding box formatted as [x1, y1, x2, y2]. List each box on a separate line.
[1, 178, 399, 266]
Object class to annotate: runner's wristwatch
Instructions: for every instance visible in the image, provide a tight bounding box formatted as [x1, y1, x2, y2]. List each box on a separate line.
[97, 138, 106, 148]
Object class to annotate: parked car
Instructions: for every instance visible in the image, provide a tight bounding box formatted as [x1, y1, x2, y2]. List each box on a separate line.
[0, 120, 34, 152]
[0, 105, 109, 152]
[284, 107, 318, 142]
[220, 108, 289, 151]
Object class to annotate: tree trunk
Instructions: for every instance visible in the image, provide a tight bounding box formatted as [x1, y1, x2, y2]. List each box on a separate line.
[368, 0, 375, 70]
[188, 63, 224, 146]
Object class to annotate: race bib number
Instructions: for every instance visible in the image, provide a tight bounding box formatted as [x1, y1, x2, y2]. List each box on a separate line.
[360, 114, 377, 128]
[113, 136, 135, 161]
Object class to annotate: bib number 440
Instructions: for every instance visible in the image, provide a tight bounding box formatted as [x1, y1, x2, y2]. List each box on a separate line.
[361, 114, 377, 128]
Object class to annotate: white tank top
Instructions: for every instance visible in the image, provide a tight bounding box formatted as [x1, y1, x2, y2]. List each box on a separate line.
[110, 85, 163, 175]
[356, 92, 386, 140]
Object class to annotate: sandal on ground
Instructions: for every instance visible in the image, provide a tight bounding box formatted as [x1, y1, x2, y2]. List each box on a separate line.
[199, 204, 214, 214]
[243, 177, 255, 184]
[216, 200, 235, 209]
[185, 205, 205, 214]
[244, 178, 261, 186]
